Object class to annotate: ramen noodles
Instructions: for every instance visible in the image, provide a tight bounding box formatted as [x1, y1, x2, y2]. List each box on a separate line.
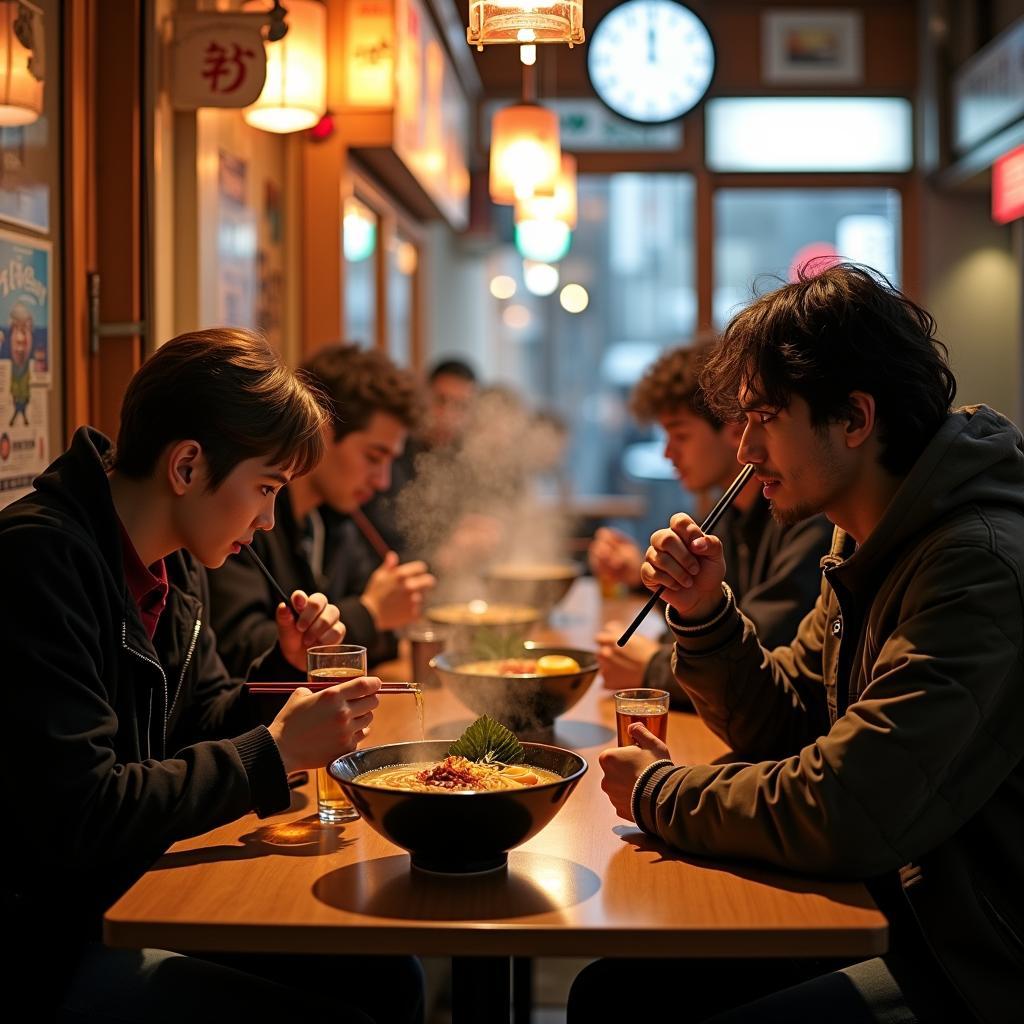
[456, 654, 581, 677]
[355, 755, 562, 793]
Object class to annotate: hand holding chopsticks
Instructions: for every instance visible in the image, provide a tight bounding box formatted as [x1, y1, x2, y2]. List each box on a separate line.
[617, 464, 756, 646]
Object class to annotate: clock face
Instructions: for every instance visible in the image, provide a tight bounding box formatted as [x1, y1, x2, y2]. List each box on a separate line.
[588, 1, 715, 124]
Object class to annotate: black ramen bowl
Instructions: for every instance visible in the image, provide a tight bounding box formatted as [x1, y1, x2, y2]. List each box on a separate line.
[329, 740, 587, 873]
[430, 643, 598, 731]
[484, 563, 582, 619]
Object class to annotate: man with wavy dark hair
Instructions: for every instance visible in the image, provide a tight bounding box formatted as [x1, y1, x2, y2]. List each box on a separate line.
[583, 265, 1024, 1022]
[591, 340, 834, 697]
[209, 342, 435, 673]
[0, 329, 423, 1021]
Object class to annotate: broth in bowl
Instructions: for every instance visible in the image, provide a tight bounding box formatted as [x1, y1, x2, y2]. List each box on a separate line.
[355, 755, 562, 793]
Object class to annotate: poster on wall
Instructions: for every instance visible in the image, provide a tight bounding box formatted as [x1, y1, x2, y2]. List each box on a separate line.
[0, 121, 51, 234]
[216, 149, 257, 328]
[0, 229, 51, 503]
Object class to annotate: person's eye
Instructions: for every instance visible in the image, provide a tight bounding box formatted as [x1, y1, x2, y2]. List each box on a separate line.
[757, 411, 777, 426]
[261, 485, 277, 497]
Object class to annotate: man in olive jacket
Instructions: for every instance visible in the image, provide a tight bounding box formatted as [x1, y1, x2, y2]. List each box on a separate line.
[589, 265, 1023, 1023]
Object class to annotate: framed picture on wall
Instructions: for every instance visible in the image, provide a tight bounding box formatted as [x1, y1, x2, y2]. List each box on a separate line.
[0, 121, 51, 234]
[762, 9, 863, 85]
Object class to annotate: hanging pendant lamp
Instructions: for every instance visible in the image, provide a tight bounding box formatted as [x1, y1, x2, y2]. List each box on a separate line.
[242, 0, 326, 134]
[489, 103, 561, 205]
[515, 153, 577, 229]
[0, 0, 43, 128]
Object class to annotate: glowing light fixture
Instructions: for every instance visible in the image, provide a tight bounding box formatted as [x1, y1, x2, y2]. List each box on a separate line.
[0, 1, 43, 127]
[468, 0, 584, 66]
[515, 219, 571, 263]
[242, 0, 326, 134]
[523, 261, 559, 296]
[394, 240, 418, 276]
[343, 198, 376, 263]
[516, 153, 577, 229]
[502, 303, 532, 329]
[559, 283, 588, 313]
[489, 274, 517, 299]
[489, 103, 561, 205]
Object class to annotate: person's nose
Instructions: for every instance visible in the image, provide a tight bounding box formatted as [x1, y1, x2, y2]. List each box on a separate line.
[255, 498, 276, 533]
[374, 461, 392, 492]
[737, 421, 764, 466]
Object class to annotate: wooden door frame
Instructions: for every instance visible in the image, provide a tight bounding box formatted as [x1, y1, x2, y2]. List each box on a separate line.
[62, 0, 146, 441]
[346, 165, 427, 368]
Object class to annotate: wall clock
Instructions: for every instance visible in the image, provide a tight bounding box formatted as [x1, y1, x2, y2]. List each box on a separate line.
[587, 1, 715, 124]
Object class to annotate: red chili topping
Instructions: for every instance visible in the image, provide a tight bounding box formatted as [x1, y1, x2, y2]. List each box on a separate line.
[415, 756, 485, 790]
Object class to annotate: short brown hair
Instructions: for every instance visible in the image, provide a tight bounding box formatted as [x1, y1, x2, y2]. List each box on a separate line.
[701, 264, 956, 475]
[630, 339, 724, 427]
[114, 327, 328, 489]
[302, 343, 422, 440]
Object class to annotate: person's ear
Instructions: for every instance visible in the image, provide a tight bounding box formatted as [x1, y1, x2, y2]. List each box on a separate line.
[843, 392, 876, 450]
[167, 440, 203, 496]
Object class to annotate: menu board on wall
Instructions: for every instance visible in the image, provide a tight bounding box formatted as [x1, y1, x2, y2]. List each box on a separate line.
[393, 0, 470, 229]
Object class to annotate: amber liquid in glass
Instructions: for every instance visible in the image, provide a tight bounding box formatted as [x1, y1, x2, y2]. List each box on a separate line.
[308, 666, 364, 687]
[309, 667, 364, 822]
[616, 704, 669, 746]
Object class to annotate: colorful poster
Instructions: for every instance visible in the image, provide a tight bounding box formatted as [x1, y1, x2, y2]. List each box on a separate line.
[0, 120, 51, 234]
[0, 229, 51, 504]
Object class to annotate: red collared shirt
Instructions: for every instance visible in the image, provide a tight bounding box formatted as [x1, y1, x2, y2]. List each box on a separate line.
[117, 521, 169, 640]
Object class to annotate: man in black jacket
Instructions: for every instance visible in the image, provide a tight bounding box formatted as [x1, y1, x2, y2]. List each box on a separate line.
[591, 342, 832, 703]
[0, 329, 421, 1022]
[208, 343, 436, 673]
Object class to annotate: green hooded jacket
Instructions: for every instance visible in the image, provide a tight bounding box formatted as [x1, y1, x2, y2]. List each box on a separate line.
[635, 406, 1024, 1023]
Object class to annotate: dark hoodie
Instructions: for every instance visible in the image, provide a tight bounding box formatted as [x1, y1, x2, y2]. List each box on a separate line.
[206, 489, 397, 677]
[0, 428, 293, 997]
[635, 407, 1024, 1023]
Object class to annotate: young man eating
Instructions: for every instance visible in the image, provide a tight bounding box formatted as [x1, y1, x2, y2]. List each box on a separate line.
[580, 265, 1023, 1023]
[591, 341, 833, 697]
[208, 343, 435, 674]
[0, 328, 421, 1022]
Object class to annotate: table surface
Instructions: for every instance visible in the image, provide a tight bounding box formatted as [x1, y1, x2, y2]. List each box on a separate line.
[104, 581, 887, 960]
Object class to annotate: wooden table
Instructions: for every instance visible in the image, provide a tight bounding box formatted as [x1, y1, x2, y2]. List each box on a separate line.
[104, 580, 887, 1020]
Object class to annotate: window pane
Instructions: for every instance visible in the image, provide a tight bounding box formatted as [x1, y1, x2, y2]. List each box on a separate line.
[706, 98, 913, 172]
[493, 173, 697, 545]
[343, 196, 377, 347]
[388, 233, 416, 366]
[713, 188, 902, 328]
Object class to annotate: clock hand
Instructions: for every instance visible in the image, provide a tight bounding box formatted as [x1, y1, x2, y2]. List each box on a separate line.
[647, 9, 656, 63]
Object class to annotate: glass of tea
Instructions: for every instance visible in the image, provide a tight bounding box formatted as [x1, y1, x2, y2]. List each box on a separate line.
[613, 688, 670, 747]
[307, 644, 367, 823]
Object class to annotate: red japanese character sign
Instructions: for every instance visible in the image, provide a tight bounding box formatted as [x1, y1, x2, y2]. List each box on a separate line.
[171, 14, 267, 110]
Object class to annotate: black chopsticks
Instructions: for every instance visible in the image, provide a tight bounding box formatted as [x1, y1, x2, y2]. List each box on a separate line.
[616, 464, 756, 646]
[244, 544, 299, 621]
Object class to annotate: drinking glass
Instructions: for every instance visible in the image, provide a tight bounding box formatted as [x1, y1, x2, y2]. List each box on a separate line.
[614, 688, 670, 747]
[308, 644, 367, 823]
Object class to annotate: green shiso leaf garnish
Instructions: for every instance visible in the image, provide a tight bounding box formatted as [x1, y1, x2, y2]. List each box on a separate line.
[448, 715, 525, 765]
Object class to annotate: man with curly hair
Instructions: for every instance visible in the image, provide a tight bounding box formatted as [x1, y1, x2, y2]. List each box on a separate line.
[209, 343, 435, 672]
[591, 339, 833, 700]
[582, 265, 1024, 1022]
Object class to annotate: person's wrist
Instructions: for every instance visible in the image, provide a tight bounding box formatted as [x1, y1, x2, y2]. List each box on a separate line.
[267, 722, 298, 775]
[360, 591, 382, 629]
[675, 589, 726, 625]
